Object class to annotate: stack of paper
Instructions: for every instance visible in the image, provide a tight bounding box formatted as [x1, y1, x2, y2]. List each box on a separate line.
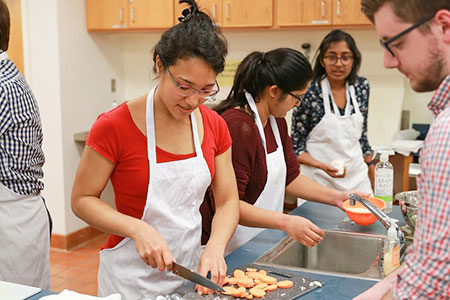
[388, 140, 424, 156]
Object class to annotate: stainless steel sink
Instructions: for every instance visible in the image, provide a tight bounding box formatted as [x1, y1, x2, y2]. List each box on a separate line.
[254, 230, 386, 280]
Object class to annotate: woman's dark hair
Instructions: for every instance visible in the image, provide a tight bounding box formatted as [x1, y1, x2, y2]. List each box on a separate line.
[312, 29, 361, 84]
[0, 0, 10, 51]
[153, 0, 227, 74]
[215, 48, 312, 117]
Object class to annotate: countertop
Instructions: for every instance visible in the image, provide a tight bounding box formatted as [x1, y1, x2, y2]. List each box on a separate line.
[30, 201, 406, 299]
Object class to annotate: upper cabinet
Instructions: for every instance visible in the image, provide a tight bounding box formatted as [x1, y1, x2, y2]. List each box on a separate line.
[331, 0, 371, 25]
[86, 0, 174, 31]
[174, 0, 221, 25]
[86, 0, 370, 32]
[174, 0, 272, 28]
[276, 0, 370, 27]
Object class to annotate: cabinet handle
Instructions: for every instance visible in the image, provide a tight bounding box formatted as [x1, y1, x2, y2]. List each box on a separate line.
[321, 0, 325, 17]
[131, 7, 135, 23]
[212, 4, 216, 19]
[225, 4, 230, 20]
[119, 7, 123, 23]
[337, 0, 340, 16]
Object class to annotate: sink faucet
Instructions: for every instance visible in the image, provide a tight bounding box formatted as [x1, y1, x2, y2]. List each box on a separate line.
[348, 193, 405, 245]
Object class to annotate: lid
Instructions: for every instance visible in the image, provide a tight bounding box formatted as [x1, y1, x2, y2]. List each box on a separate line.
[387, 218, 399, 240]
[372, 146, 395, 161]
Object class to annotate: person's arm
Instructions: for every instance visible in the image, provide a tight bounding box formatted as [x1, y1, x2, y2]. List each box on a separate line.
[353, 268, 398, 300]
[234, 117, 324, 248]
[199, 147, 239, 287]
[297, 151, 342, 178]
[285, 174, 351, 209]
[71, 146, 174, 271]
[358, 78, 374, 187]
[364, 154, 375, 188]
[238, 200, 324, 247]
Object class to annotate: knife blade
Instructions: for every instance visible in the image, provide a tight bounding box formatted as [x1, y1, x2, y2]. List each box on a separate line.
[172, 262, 226, 292]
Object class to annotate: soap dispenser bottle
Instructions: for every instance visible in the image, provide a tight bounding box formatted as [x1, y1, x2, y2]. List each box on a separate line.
[383, 218, 400, 276]
[373, 148, 395, 213]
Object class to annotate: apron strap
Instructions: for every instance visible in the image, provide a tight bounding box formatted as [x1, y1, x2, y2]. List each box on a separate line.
[244, 92, 281, 155]
[145, 87, 203, 165]
[348, 85, 361, 115]
[321, 78, 360, 117]
[321, 79, 333, 115]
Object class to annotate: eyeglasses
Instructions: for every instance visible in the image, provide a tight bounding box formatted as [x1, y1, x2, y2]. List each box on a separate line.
[323, 54, 354, 66]
[288, 92, 305, 105]
[380, 14, 434, 57]
[166, 67, 220, 102]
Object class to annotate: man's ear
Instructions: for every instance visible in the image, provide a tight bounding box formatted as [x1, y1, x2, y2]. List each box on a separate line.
[435, 9, 450, 43]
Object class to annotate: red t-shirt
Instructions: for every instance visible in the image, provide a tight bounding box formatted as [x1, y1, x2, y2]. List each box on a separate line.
[200, 108, 300, 244]
[86, 102, 231, 249]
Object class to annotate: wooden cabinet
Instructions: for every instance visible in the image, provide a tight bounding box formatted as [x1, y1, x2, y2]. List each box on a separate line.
[174, 0, 221, 25]
[86, 0, 370, 31]
[332, 0, 371, 25]
[222, 0, 273, 28]
[175, 0, 272, 28]
[129, 0, 173, 29]
[276, 0, 370, 27]
[5, 0, 24, 74]
[86, 0, 174, 31]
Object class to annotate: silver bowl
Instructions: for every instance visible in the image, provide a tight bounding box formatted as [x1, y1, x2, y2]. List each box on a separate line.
[395, 190, 418, 231]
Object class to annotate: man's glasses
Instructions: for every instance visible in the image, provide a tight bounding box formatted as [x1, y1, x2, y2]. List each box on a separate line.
[288, 92, 305, 105]
[323, 54, 354, 66]
[380, 14, 434, 57]
[166, 67, 220, 102]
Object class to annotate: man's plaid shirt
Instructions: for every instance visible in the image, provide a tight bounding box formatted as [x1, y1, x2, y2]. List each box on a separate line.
[0, 51, 44, 195]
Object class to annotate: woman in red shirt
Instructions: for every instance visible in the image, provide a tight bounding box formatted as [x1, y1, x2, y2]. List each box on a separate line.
[71, 1, 239, 299]
[201, 48, 354, 254]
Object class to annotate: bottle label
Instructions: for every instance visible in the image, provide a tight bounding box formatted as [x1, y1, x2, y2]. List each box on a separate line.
[393, 244, 400, 267]
[375, 195, 393, 203]
[375, 169, 393, 202]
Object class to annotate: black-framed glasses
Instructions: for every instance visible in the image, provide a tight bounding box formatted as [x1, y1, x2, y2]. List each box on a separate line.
[288, 92, 305, 105]
[380, 14, 434, 57]
[323, 54, 354, 66]
[166, 67, 220, 102]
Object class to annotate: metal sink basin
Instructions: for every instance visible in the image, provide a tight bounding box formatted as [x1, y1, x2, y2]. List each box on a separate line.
[255, 230, 386, 279]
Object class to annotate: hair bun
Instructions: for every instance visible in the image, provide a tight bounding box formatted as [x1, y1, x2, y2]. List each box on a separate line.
[178, 0, 199, 22]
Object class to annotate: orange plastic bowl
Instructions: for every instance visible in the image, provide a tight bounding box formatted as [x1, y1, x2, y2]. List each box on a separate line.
[343, 196, 386, 226]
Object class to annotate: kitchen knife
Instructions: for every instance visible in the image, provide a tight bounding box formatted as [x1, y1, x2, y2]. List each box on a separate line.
[172, 262, 226, 292]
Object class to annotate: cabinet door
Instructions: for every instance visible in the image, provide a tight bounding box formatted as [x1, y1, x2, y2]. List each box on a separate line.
[302, 0, 332, 26]
[129, 0, 174, 29]
[86, 0, 128, 30]
[174, 0, 221, 25]
[332, 0, 371, 25]
[222, 0, 273, 28]
[5, 0, 24, 74]
[277, 0, 303, 27]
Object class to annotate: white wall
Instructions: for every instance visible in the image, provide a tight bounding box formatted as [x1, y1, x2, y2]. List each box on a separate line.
[22, 2, 433, 236]
[122, 28, 411, 145]
[23, 0, 122, 235]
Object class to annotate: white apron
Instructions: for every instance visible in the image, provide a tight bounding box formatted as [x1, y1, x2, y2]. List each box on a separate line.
[225, 92, 287, 255]
[98, 87, 211, 300]
[300, 78, 372, 195]
[0, 183, 50, 289]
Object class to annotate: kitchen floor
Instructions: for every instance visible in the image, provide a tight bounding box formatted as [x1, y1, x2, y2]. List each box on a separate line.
[50, 234, 108, 296]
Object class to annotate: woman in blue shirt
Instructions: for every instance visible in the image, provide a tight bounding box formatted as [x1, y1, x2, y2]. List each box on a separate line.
[291, 29, 373, 200]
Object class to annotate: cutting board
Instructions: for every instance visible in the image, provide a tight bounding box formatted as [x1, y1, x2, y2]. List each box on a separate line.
[0, 280, 41, 300]
[177, 263, 323, 299]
